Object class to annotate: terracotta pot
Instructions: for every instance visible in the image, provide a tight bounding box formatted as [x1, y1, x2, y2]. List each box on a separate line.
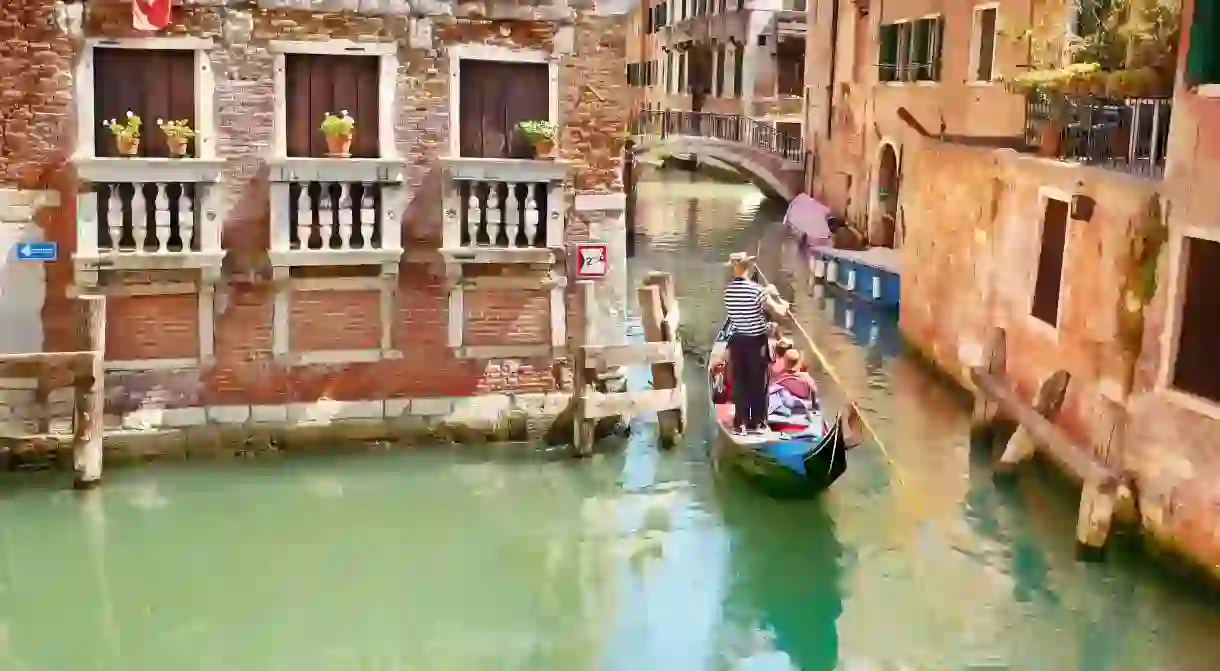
[1036, 119, 1063, 158]
[166, 135, 189, 157]
[325, 133, 353, 158]
[115, 135, 139, 157]
[532, 138, 556, 160]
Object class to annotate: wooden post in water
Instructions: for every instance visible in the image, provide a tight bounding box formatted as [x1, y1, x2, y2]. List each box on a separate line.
[970, 327, 1006, 440]
[639, 271, 682, 447]
[73, 296, 105, 489]
[994, 370, 1071, 477]
[571, 281, 599, 457]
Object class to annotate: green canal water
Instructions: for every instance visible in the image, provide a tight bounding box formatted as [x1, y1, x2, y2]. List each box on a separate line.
[2, 171, 1220, 670]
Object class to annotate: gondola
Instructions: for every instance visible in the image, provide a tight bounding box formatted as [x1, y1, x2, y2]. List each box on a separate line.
[708, 277, 859, 498]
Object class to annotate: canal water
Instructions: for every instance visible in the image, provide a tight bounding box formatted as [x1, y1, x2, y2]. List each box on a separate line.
[2, 170, 1220, 670]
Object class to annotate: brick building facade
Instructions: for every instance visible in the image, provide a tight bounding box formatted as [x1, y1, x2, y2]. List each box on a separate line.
[0, 0, 629, 450]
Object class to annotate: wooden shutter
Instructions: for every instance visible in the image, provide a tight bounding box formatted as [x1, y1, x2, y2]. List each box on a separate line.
[1185, 0, 1220, 86]
[458, 61, 549, 159]
[1030, 198, 1069, 326]
[1172, 237, 1220, 401]
[284, 54, 380, 158]
[932, 18, 945, 81]
[93, 49, 194, 158]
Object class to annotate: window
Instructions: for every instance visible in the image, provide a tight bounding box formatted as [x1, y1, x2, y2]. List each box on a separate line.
[1185, 0, 1220, 86]
[458, 60, 549, 159]
[733, 47, 744, 97]
[714, 45, 725, 96]
[285, 54, 379, 158]
[777, 39, 805, 95]
[679, 53, 687, 93]
[878, 24, 899, 82]
[93, 48, 195, 157]
[1171, 237, 1220, 402]
[910, 17, 944, 81]
[970, 5, 999, 82]
[667, 51, 675, 93]
[1030, 196, 1069, 327]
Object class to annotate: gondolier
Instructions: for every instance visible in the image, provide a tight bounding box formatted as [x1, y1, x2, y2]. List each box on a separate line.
[722, 252, 788, 434]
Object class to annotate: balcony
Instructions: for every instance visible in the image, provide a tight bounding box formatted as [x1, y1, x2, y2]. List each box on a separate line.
[439, 157, 574, 266]
[267, 158, 406, 272]
[1024, 94, 1172, 178]
[73, 158, 226, 284]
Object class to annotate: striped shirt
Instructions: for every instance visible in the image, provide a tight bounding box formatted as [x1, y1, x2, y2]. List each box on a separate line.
[724, 276, 768, 337]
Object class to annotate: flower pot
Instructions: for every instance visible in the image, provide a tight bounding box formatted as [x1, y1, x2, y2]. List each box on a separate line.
[325, 133, 353, 158]
[166, 136, 189, 158]
[115, 135, 139, 157]
[1035, 119, 1064, 158]
[531, 138, 556, 160]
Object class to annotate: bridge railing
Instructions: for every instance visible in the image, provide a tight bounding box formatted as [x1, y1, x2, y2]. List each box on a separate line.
[630, 110, 804, 163]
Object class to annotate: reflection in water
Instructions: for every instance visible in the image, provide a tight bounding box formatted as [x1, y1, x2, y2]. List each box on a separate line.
[1, 171, 1220, 670]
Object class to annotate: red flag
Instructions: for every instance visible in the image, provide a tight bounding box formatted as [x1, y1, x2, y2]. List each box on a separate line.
[133, 0, 171, 31]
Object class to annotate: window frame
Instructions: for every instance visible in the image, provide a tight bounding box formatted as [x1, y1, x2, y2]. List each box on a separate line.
[73, 37, 216, 161]
[969, 3, 1001, 85]
[1158, 225, 1220, 417]
[1026, 186, 1073, 339]
[911, 14, 944, 84]
[270, 40, 398, 160]
[446, 44, 560, 160]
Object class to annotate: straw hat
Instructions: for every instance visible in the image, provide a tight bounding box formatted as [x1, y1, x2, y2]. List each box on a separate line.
[725, 251, 757, 267]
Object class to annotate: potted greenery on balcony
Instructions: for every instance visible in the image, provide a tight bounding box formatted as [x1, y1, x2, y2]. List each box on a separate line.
[516, 120, 558, 159]
[103, 111, 142, 156]
[1006, 0, 1180, 155]
[321, 110, 355, 158]
[158, 119, 196, 157]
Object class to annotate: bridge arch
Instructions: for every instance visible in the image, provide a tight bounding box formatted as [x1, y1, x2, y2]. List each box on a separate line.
[629, 136, 800, 202]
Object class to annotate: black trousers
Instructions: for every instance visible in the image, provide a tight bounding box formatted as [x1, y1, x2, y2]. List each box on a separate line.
[728, 333, 769, 430]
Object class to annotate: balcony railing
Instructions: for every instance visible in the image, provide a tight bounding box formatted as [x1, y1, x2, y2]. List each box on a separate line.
[268, 158, 405, 269]
[74, 158, 226, 279]
[631, 110, 805, 163]
[440, 157, 572, 264]
[1023, 93, 1172, 177]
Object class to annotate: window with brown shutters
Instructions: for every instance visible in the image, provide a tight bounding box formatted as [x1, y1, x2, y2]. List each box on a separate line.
[93, 48, 195, 158]
[1030, 197, 1069, 327]
[1171, 237, 1220, 403]
[284, 54, 380, 158]
[458, 60, 550, 159]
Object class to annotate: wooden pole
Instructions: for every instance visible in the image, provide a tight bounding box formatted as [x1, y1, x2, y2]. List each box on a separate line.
[73, 296, 105, 489]
[637, 279, 682, 448]
[971, 327, 1006, 436]
[994, 370, 1071, 477]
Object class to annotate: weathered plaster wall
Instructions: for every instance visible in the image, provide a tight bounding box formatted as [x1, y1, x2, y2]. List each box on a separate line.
[1116, 0, 1220, 570]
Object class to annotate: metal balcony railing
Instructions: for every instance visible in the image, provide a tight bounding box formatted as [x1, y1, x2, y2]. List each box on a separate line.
[1023, 93, 1172, 177]
[631, 110, 805, 163]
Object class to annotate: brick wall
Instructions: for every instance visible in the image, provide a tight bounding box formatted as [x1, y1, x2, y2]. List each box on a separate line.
[0, 1, 628, 412]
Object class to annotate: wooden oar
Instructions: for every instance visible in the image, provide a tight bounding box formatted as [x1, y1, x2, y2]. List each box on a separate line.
[752, 264, 911, 489]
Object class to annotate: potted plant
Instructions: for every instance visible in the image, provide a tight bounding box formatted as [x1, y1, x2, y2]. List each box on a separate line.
[103, 111, 142, 157]
[516, 120, 558, 159]
[320, 110, 355, 158]
[158, 118, 196, 157]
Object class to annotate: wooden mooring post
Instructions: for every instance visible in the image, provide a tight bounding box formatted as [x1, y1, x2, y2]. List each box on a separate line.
[0, 296, 106, 488]
[571, 273, 686, 456]
[969, 327, 1136, 556]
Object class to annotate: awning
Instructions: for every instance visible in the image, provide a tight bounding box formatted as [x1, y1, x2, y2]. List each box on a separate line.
[782, 193, 832, 245]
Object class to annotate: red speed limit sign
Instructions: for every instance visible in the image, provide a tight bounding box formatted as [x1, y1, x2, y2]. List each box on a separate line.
[574, 243, 608, 279]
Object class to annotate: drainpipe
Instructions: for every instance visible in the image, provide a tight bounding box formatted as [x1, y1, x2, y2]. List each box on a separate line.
[824, 0, 840, 140]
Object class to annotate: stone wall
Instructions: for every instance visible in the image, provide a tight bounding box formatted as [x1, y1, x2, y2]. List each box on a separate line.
[0, 0, 629, 448]
[898, 135, 1220, 578]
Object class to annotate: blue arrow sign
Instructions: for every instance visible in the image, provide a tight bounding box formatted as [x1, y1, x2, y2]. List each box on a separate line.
[15, 242, 58, 262]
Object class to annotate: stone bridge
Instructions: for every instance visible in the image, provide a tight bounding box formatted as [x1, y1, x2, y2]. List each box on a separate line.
[629, 111, 807, 202]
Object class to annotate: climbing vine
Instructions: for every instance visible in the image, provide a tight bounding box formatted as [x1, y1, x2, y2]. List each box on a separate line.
[1114, 194, 1168, 388]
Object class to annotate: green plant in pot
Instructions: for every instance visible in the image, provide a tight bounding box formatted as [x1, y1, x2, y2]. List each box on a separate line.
[104, 111, 142, 156]
[157, 119, 196, 157]
[320, 110, 355, 158]
[517, 120, 558, 159]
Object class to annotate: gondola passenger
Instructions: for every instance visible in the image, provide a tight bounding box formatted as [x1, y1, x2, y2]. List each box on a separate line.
[767, 349, 819, 428]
